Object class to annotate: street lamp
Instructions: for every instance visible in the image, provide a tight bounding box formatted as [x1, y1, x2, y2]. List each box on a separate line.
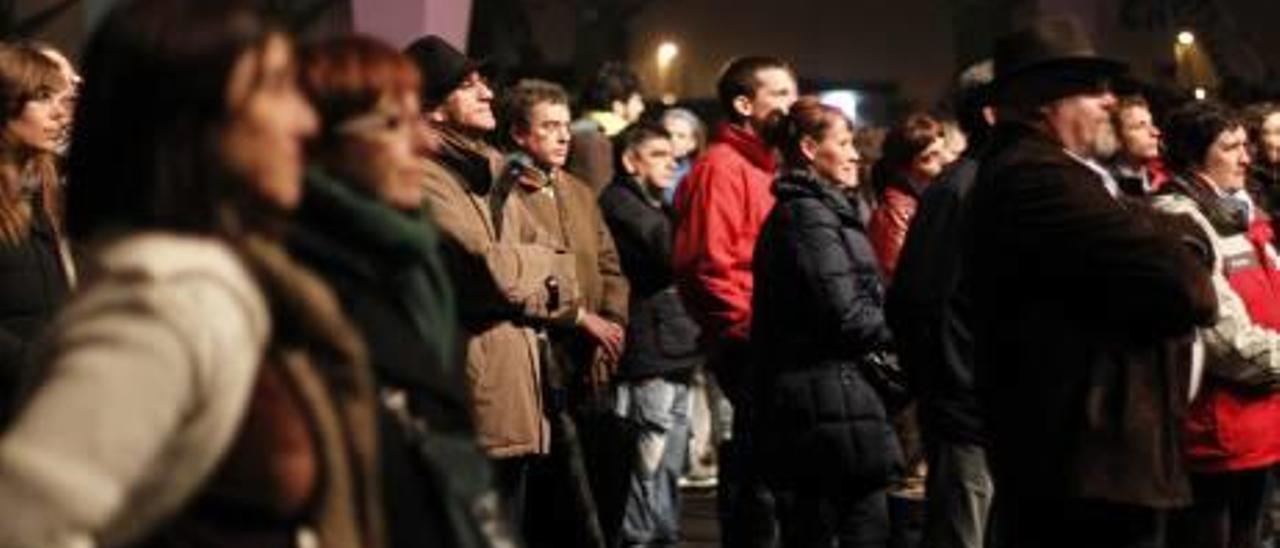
[656, 42, 679, 70]
[656, 41, 680, 103]
[1177, 30, 1195, 46]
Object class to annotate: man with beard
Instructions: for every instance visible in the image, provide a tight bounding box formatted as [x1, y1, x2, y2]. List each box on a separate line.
[672, 55, 797, 548]
[965, 16, 1217, 547]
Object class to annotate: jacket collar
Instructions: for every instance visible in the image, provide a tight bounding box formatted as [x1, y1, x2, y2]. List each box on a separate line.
[1160, 172, 1249, 236]
[773, 169, 861, 226]
[585, 110, 629, 137]
[432, 124, 500, 194]
[713, 122, 777, 173]
[612, 172, 667, 209]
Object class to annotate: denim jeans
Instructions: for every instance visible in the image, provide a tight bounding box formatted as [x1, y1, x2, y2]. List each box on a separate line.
[614, 376, 692, 547]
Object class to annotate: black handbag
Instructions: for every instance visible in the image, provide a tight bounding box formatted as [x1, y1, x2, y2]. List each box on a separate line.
[856, 350, 912, 413]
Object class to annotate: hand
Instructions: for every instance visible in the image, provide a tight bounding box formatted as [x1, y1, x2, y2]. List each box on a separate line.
[579, 311, 624, 364]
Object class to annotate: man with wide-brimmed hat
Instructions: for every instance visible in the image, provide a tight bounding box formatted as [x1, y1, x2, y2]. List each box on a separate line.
[404, 34, 581, 530]
[963, 15, 1218, 547]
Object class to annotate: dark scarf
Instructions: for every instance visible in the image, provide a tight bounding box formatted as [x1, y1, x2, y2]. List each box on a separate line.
[1159, 173, 1248, 237]
[299, 168, 459, 378]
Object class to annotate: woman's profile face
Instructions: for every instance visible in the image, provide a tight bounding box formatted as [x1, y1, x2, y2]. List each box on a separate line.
[219, 34, 318, 212]
[333, 91, 428, 211]
[809, 117, 860, 189]
[6, 84, 67, 154]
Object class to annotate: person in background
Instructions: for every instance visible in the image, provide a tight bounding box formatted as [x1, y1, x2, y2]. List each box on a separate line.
[405, 34, 580, 532]
[968, 16, 1216, 547]
[868, 111, 946, 281]
[1153, 100, 1280, 548]
[660, 107, 706, 203]
[885, 58, 996, 548]
[1106, 95, 1169, 196]
[0, 1, 386, 546]
[940, 118, 967, 165]
[291, 35, 504, 547]
[672, 54, 797, 548]
[0, 44, 75, 423]
[753, 96, 899, 547]
[1245, 102, 1280, 237]
[659, 105, 719, 488]
[499, 78, 630, 548]
[568, 62, 646, 193]
[599, 121, 702, 548]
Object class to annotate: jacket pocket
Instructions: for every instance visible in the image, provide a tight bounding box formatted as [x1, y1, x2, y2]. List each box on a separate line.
[762, 365, 900, 493]
[651, 289, 701, 358]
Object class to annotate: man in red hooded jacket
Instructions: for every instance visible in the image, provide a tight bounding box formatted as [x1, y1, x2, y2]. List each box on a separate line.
[672, 55, 796, 548]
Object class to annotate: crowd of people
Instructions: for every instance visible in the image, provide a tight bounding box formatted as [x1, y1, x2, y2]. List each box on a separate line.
[2, 1, 1280, 548]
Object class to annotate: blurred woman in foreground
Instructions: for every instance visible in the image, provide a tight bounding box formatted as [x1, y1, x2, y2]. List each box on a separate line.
[0, 1, 383, 546]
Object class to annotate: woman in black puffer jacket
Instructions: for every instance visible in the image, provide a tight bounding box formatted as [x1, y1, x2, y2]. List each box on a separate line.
[752, 97, 900, 548]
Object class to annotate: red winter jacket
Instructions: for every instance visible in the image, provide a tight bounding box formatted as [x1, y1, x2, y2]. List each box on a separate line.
[1185, 213, 1280, 472]
[673, 123, 777, 343]
[869, 182, 921, 281]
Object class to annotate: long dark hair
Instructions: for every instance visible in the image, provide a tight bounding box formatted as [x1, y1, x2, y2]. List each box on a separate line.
[65, 0, 283, 241]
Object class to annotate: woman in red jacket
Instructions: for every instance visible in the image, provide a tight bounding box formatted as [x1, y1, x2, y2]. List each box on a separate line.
[868, 112, 946, 280]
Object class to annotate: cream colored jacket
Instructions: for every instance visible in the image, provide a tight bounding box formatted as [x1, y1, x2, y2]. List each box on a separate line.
[0, 233, 269, 547]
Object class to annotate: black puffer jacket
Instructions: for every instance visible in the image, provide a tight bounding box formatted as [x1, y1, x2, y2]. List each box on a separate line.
[751, 170, 899, 493]
[598, 175, 700, 380]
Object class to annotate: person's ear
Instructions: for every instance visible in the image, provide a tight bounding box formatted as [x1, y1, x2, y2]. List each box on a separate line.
[800, 135, 819, 163]
[732, 95, 753, 120]
[621, 149, 639, 175]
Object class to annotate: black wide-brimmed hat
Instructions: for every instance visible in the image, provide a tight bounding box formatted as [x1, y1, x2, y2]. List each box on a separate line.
[404, 35, 487, 107]
[993, 15, 1127, 102]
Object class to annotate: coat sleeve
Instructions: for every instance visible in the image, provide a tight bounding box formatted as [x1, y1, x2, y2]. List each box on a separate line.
[996, 163, 1217, 338]
[422, 169, 579, 324]
[0, 272, 265, 548]
[673, 162, 753, 342]
[787, 202, 894, 356]
[869, 191, 913, 280]
[1151, 196, 1280, 387]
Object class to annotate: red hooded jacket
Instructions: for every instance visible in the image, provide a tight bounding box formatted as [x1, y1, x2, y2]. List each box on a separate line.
[673, 123, 777, 343]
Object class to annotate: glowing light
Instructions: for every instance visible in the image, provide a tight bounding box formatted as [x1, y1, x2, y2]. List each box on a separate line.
[656, 42, 679, 69]
[1194, 87, 1207, 100]
[819, 90, 860, 124]
[1177, 31, 1195, 46]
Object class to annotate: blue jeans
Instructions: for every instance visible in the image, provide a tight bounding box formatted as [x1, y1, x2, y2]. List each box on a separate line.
[614, 376, 692, 547]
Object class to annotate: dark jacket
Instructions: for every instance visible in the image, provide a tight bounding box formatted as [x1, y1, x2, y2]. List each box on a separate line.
[885, 155, 984, 446]
[751, 170, 899, 493]
[598, 175, 701, 379]
[966, 122, 1217, 508]
[289, 169, 482, 548]
[0, 194, 71, 418]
